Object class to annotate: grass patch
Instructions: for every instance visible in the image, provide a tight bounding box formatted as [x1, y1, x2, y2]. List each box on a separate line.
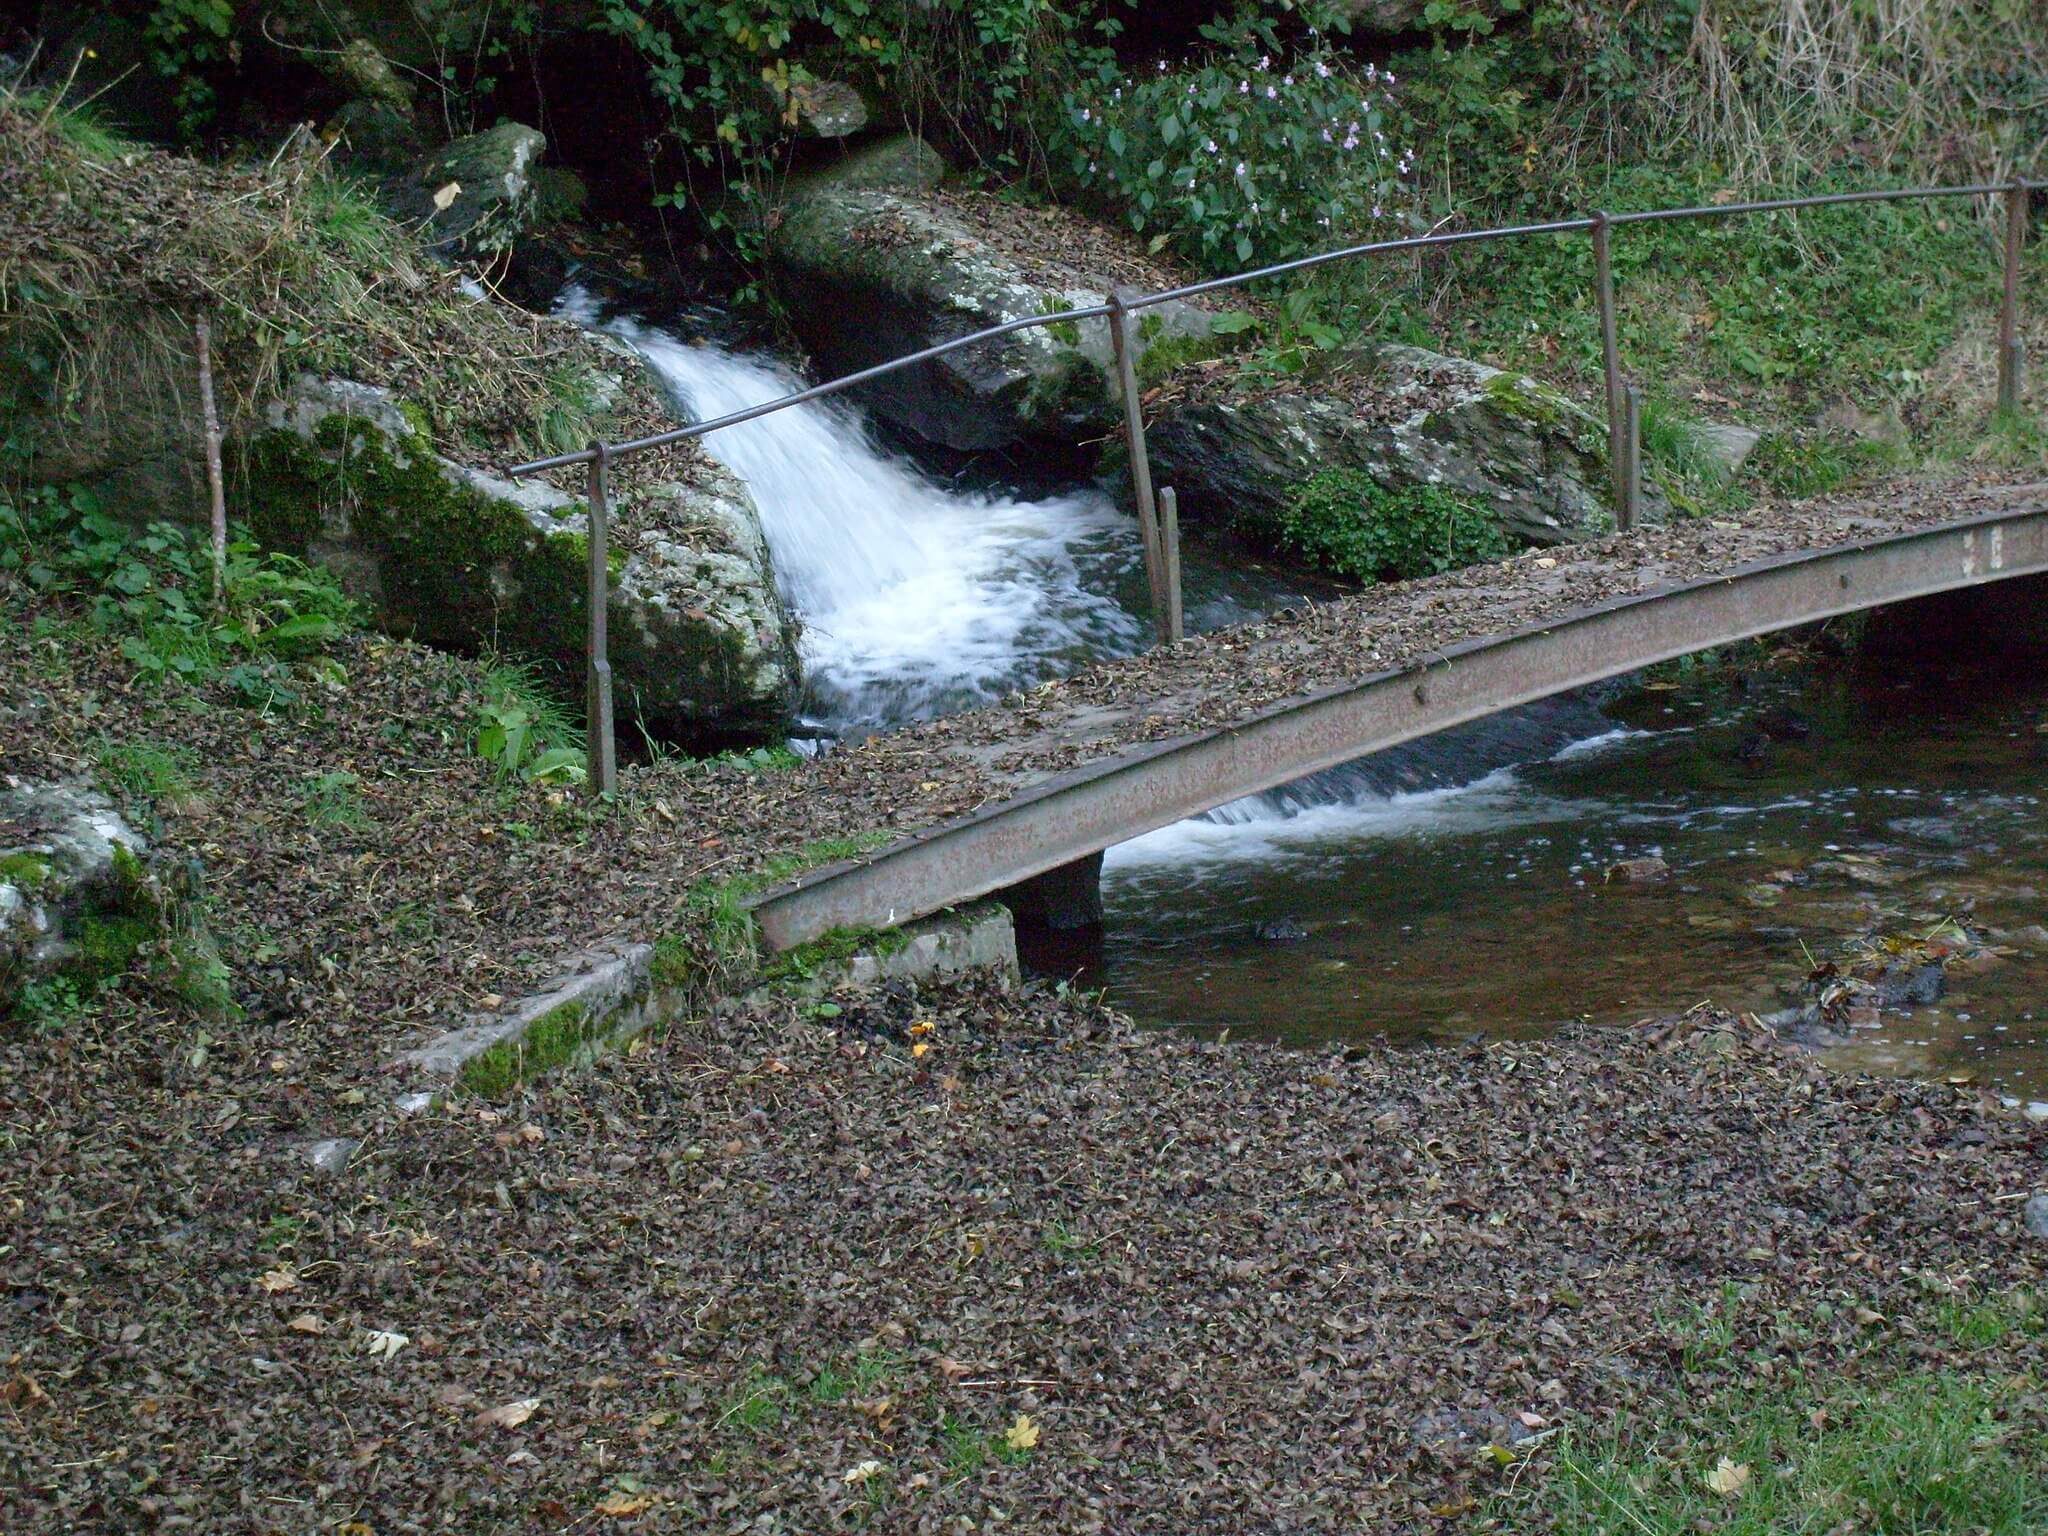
[649, 833, 896, 997]
[457, 1000, 603, 1099]
[299, 770, 369, 830]
[754, 923, 914, 990]
[95, 738, 200, 807]
[1503, 1368, 2048, 1535]
[718, 1365, 793, 1434]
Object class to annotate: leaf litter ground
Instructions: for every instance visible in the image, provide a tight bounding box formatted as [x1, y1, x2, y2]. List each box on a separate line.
[4, 473, 2048, 1531]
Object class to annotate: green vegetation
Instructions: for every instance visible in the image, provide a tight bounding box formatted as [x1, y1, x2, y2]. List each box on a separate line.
[1510, 1369, 2047, 1535]
[0, 852, 52, 892]
[0, 483, 357, 700]
[1275, 468, 1508, 583]
[1051, 7, 1404, 268]
[755, 923, 914, 990]
[1498, 1278, 2048, 1533]
[95, 739, 201, 811]
[299, 770, 370, 830]
[474, 661, 588, 786]
[458, 1000, 603, 1098]
[650, 834, 895, 998]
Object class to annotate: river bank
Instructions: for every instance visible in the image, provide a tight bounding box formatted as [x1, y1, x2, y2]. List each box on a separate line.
[6, 971, 2045, 1533]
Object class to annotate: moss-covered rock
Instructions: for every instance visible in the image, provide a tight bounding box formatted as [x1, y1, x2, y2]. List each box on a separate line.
[0, 776, 232, 1019]
[1148, 343, 1645, 561]
[767, 134, 1219, 451]
[241, 374, 798, 743]
[387, 122, 548, 257]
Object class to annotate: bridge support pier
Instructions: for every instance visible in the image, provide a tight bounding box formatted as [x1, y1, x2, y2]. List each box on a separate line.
[999, 851, 1105, 936]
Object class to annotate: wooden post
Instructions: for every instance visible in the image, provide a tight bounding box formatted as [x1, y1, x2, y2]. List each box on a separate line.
[1621, 385, 1644, 533]
[1159, 485, 1185, 643]
[1591, 211, 1628, 518]
[194, 315, 228, 609]
[1107, 289, 1169, 643]
[585, 442, 617, 796]
[1999, 178, 2028, 415]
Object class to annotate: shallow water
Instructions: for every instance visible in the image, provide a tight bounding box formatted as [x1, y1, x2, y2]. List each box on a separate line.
[1098, 655, 2048, 1094]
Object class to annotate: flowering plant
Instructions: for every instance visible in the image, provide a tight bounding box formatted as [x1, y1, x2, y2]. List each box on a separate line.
[1049, 5, 1411, 272]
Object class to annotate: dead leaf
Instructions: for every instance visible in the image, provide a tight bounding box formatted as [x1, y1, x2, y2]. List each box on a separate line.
[477, 1397, 540, 1430]
[286, 1313, 327, 1335]
[1705, 1457, 1752, 1497]
[362, 1329, 409, 1360]
[594, 1490, 656, 1516]
[431, 181, 462, 212]
[256, 1267, 299, 1294]
[842, 1459, 884, 1485]
[935, 1356, 970, 1382]
[1005, 1413, 1041, 1452]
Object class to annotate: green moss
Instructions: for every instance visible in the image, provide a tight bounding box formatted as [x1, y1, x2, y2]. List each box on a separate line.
[238, 412, 596, 698]
[67, 913, 156, 986]
[755, 924, 914, 989]
[1135, 326, 1230, 390]
[459, 1000, 602, 1098]
[0, 852, 51, 891]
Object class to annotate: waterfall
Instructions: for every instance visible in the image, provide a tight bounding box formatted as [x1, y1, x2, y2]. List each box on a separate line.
[560, 290, 1144, 732]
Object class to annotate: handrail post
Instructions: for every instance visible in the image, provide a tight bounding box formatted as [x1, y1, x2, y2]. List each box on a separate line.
[585, 440, 618, 797]
[1590, 210, 1628, 521]
[1999, 177, 2029, 415]
[1108, 287, 1169, 643]
[1159, 485, 1185, 643]
[1621, 385, 1644, 532]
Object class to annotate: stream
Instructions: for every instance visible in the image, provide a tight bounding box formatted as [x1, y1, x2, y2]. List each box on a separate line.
[582, 296, 2048, 1098]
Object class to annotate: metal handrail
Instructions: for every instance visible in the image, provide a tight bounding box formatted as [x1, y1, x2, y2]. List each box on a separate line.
[517, 174, 2035, 793]
[509, 177, 2029, 478]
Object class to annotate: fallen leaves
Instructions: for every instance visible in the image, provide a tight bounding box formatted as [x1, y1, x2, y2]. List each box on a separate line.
[841, 1459, 885, 1486]
[1005, 1414, 1041, 1452]
[286, 1313, 328, 1335]
[255, 1267, 299, 1295]
[476, 1397, 540, 1430]
[594, 1489, 657, 1517]
[1704, 1456, 1752, 1498]
[361, 1329, 410, 1361]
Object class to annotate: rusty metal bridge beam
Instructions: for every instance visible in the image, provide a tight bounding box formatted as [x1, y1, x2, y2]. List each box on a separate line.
[750, 503, 2048, 951]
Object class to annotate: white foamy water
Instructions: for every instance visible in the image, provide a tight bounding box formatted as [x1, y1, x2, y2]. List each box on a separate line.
[561, 291, 1143, 729]
[1105, 766, 1607, 872]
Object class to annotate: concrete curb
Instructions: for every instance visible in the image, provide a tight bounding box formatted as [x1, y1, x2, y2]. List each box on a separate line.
[377, 904, 1018, 1113]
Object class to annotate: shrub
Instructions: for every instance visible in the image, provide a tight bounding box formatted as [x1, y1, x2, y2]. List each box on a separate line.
[1274, 468, 1507, 583]
[0, 484, 358, 689]
[1049, 3, 1411, 271]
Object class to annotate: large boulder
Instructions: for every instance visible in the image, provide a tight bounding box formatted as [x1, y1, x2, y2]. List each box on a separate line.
[240, 376, 799, 744]
[389, 122, 548, 258]
[767, 135, 1222, 451]
[1148, 343, 1629, 552]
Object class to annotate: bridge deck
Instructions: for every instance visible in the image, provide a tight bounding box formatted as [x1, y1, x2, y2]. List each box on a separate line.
[766, 476, 2048, 949]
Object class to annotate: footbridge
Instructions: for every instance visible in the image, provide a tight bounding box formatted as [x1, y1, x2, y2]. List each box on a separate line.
[748, 482, 2048, 950]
